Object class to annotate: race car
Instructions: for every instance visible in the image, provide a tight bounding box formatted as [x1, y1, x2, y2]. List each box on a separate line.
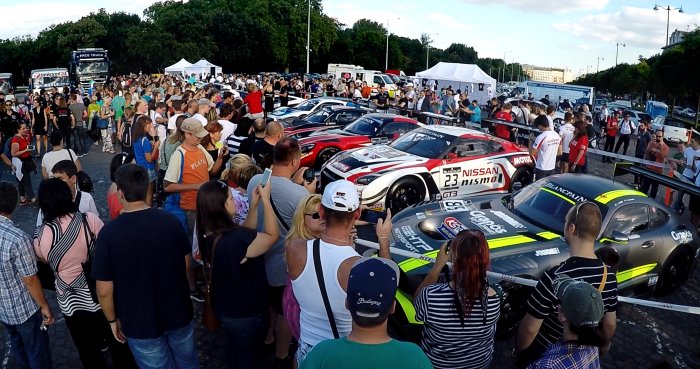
[284, 106, 372, 139]
[269, 97, 347, 121]
[299, 113, 420, 169]
[320, 125, 535, 213]
[381, 174, 699, 338]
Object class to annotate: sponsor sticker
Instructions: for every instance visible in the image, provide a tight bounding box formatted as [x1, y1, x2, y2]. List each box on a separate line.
[543, 182, 587, 203]
[393, 226, 433, 253]
[648, 275, 659, 286]
[439, 200, 476, 213]
[442, 167, 460, 174]
[468, 211, 507, 235]
[535, 247, 560, 257]
[628, 234, 640, 240]
[436, 216, 470, 239]
[331, 162, 350, 172]
[513, 156, 533, 166]
[489, 210, 525, 229]
[671, 230, 693, 243]
[416, 212, 426, 220]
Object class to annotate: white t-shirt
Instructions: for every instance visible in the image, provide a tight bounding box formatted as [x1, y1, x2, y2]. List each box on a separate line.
[192, 113, 208, 126]
[41, 149, 77, 177]
[532, 130, 562, 171]
[682, 147, 700, 179]
[546, 115, 554, 130]
[151, 111, 167, 144]
[217, 119, 236, 146]
[167, 113, 183, 131]
[619, 119, 635, 135]
[36, 190, 98, 227]
[558, 123, 575, 154]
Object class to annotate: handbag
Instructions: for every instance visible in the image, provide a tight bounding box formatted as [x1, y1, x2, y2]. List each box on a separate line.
[313, 238, 339, 339]
[67, 149, 94, 193]
[37, 261, 56, 291]
[163, 150, 187, 231]
[80, 213, 99, 304]
[202, 234, 221, 331]
[283, 277, 301, 340]
[96, 117, 109, 130]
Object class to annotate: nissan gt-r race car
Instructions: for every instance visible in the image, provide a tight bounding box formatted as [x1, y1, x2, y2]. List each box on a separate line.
[380, 174, 699, 338]
[320, 125, 535, 213]
[299, 113, 420, 169]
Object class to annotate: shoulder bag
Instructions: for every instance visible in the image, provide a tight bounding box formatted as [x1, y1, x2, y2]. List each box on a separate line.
[313, 238, 339, 339]
[67, 149, 93, 193]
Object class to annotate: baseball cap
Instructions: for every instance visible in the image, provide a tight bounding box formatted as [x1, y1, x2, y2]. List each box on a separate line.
[553, 275, 604, 328]
[321, 180, 359, 212]
[198, 98, 215, 107]
[347, 257, 400, 319]
[181, 118, 208, 138]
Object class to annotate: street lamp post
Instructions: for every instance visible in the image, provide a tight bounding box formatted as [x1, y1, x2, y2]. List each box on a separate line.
[385, 17, 400, 71]
[425, 33, 438, 70]
[503, 50, 512, 83]
[654, 4, 684, 47]
[597, 57, 604, 73]
[305, 0, 310, 74]
[615, 42, 626, 66]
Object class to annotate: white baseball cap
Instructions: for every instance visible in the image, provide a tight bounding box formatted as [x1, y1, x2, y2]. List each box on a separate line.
[322, 180, 359, 212]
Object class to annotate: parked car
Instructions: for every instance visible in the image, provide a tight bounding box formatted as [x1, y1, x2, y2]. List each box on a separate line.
[651, 116, 690, 145]
[623, 110, 652, 126]
[269, 97, 347, 120]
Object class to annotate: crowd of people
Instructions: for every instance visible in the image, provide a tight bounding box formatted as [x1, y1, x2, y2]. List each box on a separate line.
[0, 73, 670, 369]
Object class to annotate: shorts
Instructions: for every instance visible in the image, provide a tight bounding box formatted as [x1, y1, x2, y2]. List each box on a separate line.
[559, 153, 569, 163]
[689, 195, 700, 215]
[148, 168, 157, 183]
[268, 285, 285, 312]
[295, 340, 314, 367]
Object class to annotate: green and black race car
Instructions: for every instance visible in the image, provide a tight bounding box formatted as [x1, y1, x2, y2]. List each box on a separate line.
[384, 173, 699, 338]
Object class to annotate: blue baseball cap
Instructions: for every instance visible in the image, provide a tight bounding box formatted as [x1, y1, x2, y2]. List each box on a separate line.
[347, 258, 400, 319]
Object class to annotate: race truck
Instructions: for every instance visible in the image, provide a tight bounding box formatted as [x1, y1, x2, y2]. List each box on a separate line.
[30, 68, 70, 94]
[69, 48, 110, 89]
[0, 73, 13, 94]
[380, 174, 699, 339]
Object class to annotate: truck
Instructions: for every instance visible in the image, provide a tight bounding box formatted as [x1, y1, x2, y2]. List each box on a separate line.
[645, 100, 669, 119]
[30, 68, 70, 94]
[515, 81, 595, 108]
[69, 48, 110, 89]
[326, 63, 398, 97]
[0, 73, 13, 94]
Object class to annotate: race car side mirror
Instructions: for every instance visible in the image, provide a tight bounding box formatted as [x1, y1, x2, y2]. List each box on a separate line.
[609, 231, 629, 244]
[512, 182, 523, 192]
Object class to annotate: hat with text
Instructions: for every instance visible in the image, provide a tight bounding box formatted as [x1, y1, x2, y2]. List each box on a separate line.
[198, 98, 215, 107]
[181, 118, 208, 138]
[553, 274, 604, 328]
[347, 257, 400, 319]
[322, 179, 359, 212]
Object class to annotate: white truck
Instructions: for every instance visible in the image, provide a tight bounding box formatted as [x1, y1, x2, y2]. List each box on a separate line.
[30, 68, 70, 94]
[516, 81, 594, 108]
[326, 64, 398, 97]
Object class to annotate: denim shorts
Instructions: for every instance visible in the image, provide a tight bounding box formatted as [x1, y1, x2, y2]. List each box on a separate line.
[296, 340, 314, 367]
[148, 169, 157, 183]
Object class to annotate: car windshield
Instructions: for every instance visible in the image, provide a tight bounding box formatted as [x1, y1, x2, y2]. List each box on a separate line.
[387, 75, 400, 83]
[294, 99, 320, 111]
[344, 117, 383, 136]
[389, 128, 454, 158]
[510, 180, 607, 232]
[381, 75, 393, 85]
[305, 107, 332, 123]
[77, 62, 109, 74]
[664, 119, 685, 128]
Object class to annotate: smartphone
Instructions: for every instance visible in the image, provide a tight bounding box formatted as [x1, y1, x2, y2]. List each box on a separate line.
[303, 168, 315, 183]
[260, 168, 272, 187]
[27, 145, 35, 150]
[361, 209, 387, 224]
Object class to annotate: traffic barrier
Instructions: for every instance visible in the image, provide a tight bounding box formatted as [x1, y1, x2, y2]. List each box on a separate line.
[356, 239, 700, 315]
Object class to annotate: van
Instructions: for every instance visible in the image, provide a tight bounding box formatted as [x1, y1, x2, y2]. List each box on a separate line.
[356, 71, 398, 97]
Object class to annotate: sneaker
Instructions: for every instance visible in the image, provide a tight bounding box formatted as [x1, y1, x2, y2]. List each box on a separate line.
[190, 290, 204, 303]
[108, 149, 116, 154]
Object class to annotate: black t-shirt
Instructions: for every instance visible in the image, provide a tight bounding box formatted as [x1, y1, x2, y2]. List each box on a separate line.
[279, 85, 291, 107]
[585, 124, 596, 147]
[238, 135, 261, 157]
[374, 92, 389, 109]
[55, 107, 72, 129]
[92, 208, 193, 339]
[211, 227, 268, 318]
[251, 139, 275, 169]
[1, 111, 21, 140]
[264, 91, 275, 113]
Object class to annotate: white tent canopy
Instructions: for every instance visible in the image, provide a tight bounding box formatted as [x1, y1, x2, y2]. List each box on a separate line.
[183, 59, 222, 77]
[164, 58, 193, 75]
[415, 62, 496, 103]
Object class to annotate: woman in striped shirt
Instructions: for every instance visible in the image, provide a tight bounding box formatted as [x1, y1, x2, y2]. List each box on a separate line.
[414, 230, 501, 369]
[34, 178, 137, 369]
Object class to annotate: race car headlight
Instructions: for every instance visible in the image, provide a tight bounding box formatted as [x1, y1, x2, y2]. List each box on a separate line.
[355, 174, 381, 185]
[300, 144, 315, 154]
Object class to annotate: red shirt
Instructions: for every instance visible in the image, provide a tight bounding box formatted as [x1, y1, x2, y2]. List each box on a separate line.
[243, 90, 263, 114]
[11, 135, 30, 159]
[606, 117, 618, 137]
[568, 135, 588, 165]
[494, 111, 513, 140]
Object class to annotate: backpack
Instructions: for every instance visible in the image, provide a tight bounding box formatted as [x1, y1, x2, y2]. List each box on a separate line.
[121, 117, 134, 147]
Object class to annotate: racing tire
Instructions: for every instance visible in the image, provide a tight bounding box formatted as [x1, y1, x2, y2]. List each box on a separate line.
[387, 177, 426, 214]
[510, 168, 533, 191]
[496, 280, 535, 339]
[315, 148, 339, 170]
[654, 246, 692, 297]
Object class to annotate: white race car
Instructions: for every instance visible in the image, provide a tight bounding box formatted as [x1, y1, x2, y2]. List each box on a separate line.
[270, 97, 348, 121]
[320, 125, 535, 213]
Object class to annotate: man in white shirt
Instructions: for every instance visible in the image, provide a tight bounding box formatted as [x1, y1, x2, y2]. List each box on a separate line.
[545, 106, 556, 130]
[217, 103, 236, 147]
[530, 115, 562, 180]
[193, 98, 214, 126]
[406, 84, 416, 110]
[167, 99, 184, 135]
[613, 113, 637, 156]
[150, 102, 169, 148]
[558, 112, 575, 173]
[36, 160, 98, 226]
[682, 137, 700, 180]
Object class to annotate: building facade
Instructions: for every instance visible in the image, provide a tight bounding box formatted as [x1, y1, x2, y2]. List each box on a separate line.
[521, 64, 573, 84]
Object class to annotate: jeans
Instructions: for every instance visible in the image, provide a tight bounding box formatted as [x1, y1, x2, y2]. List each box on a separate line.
[17, 168, 35, 200]
[63, 309, 138, 369]
[614, 134, 631, 156]
[1, 309, 52, 369]
[73, 126, 87, 154]
[60, 127, 72, 151]
[126, 320, 200, 369]
[219, 312, 267, 369]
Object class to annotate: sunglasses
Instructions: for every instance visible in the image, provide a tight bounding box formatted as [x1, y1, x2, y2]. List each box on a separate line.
[571, 201, 592, 227]
[305, 212, 321, 220]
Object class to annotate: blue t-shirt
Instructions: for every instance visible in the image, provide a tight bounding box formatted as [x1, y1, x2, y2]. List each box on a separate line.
[470, 106, 482, 123]
[133, 136, 155, 171]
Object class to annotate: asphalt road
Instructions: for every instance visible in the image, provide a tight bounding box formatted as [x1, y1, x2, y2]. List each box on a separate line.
[0, 135, 698, 369]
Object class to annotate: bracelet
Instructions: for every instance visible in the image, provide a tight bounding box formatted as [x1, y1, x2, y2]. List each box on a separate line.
[378, 236, 390, 240]
[107, 318, 117, 324]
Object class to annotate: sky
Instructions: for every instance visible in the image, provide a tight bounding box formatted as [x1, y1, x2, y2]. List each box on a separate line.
[2, 0, 699, 79]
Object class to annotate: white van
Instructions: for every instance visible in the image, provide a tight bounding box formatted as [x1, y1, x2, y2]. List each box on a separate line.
[356, 70, 398, 97]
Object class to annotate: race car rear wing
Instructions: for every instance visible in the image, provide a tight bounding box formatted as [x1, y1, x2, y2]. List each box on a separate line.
[613, 162, 700, 197]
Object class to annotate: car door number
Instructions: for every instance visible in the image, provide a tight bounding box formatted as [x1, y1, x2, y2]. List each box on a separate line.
[444, 174, 458, 187]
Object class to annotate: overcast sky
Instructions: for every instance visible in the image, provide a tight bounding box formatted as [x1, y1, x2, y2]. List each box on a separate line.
[2, 0, 698, 78]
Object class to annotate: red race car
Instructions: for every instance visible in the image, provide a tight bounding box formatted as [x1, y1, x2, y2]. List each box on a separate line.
[298, 113, 421, 169]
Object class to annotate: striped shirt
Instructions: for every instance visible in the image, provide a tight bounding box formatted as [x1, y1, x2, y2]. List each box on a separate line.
[226, 134, 247, 155]
[414, 283, 500, 369]
[0, 216, 40, 325]
[526, 257, 618, 352]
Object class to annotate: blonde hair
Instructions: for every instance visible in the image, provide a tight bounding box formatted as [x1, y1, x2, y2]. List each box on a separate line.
[220, 154, 254, 182]
[286, 194, 323, 245]
[246, 82, 257, 92]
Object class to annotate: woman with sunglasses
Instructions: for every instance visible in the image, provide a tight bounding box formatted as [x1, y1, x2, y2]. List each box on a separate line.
[195, 179, 279, 369]
[413, 230, 501, 369]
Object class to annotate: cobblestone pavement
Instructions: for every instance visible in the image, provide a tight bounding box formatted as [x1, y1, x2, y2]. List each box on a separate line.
[1, 136, 699, 369]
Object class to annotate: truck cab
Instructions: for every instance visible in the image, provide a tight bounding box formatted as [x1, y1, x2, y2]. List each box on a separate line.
[70, 48, 110, 89]
[0, 73, 13, 94]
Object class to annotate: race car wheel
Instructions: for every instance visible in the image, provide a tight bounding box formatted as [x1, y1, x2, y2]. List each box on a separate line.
[510, 168, 533, 191]
[654, 246, 692, 297]
[387, 177, 425, 214]
[496, 280, 534, 339]
[315, 148, 339, 169]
